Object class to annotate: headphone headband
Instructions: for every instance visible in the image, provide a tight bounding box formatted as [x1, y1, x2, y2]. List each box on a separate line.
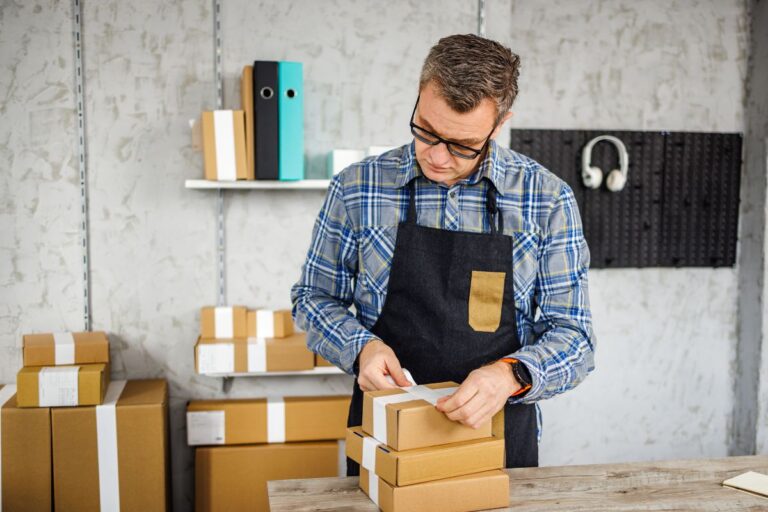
[582, 135, 629, 174]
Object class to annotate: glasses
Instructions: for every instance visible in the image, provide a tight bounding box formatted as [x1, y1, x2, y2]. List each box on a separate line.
[409, 95, 496, 160]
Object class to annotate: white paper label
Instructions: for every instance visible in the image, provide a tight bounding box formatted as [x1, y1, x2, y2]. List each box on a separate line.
[197, 344, 235, 374]
[214, 306, 234, 338]
[213, 110, 236, 181]
[187, 411, 226, 446]
[247, 338, 267, 372]
[361, 436, 379, 472]
[0, 384, 18, 512]
[96, 380, 126, 512]
[256, 310, 275, 338]
[267, 396, 286, 443]
[53, 332, 76, 365]
[38, 366, 79, 407]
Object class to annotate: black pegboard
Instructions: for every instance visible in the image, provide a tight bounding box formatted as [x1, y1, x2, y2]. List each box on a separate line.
[509, 129, 742, 268]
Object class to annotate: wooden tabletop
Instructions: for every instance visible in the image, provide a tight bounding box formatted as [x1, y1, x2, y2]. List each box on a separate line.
[268, 455, 768, 511]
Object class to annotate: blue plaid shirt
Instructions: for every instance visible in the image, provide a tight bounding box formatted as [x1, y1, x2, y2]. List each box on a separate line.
[291, 140, 596, 438]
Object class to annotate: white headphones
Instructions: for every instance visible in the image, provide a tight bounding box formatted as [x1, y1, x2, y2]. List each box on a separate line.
[581, 135, 630, 192]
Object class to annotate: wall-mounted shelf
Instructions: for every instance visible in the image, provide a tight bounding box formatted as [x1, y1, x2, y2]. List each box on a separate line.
[185, 179, 331, 190]
[200, 366, 346, 378]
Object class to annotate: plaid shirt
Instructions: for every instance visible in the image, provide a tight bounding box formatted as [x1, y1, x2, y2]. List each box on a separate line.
[291, 140, 596, 438]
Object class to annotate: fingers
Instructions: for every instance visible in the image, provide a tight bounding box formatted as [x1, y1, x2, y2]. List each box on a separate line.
[436, 380, 479, 414]
[443, 391, 484, 424]
[386, 356, 412, 387]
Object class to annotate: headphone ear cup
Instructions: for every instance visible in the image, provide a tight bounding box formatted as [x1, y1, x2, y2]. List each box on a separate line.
[606, 169, 626, 192]
[582, 166, 603, 189]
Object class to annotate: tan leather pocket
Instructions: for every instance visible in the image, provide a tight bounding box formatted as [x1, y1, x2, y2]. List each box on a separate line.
[468, 270, 506, 332]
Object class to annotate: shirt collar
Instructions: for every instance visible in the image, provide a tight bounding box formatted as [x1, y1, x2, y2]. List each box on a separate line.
[396, 140, 505, 195]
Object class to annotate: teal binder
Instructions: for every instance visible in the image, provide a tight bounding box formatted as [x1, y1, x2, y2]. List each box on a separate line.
[278, 61, 304, 181]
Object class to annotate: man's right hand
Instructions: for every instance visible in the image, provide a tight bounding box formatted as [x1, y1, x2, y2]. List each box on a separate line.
[357, 338, 411, 391]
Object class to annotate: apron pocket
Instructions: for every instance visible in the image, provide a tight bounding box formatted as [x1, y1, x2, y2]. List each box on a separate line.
[468, 270, 506, 332]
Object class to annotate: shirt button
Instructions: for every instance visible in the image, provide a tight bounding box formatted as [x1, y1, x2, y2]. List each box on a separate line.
[450, 191, 456, 198]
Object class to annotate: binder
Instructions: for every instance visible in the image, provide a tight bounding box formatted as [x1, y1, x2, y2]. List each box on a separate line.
[277, 61, 304, 180]
[252, 61, 279, 180]
[240, 65, 256, 180]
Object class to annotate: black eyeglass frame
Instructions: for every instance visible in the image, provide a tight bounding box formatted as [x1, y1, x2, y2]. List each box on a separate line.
[409, 94, 497, 160]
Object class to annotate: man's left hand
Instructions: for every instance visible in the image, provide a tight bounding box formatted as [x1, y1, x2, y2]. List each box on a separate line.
[435, 361, 521, 429]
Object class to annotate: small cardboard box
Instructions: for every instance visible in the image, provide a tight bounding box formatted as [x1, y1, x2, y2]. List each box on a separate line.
[346, 426, 504, 487]
[51, 379, 170, 512]
[194, 333, 315, 374]
[16, 363, 109, 408]
[246, 309, 294, 339]
[201, 110, 249, 181]
[360, 468, 509, 512]
[362, 382, 492, 451]
[187, 395, 351, 446]
[23, 331, 110, 366]
[0, 384, 52, 511]
[195, 441, 342, 512]
[315, 353, 334, 367]
[200, 306, 248, 338]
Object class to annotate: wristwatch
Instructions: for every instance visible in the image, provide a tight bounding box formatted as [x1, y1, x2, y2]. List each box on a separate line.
[500, 357, 532, 397]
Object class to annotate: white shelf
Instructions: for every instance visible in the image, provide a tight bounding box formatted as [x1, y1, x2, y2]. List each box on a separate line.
[185, 179, 331, 190]
[200, 366, 346, 377]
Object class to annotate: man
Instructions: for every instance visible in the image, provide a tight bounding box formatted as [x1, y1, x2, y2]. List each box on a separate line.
[291, 34, 595, 473]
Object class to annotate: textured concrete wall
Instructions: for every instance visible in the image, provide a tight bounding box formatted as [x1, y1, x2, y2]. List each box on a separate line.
[0, 0, 754, 509]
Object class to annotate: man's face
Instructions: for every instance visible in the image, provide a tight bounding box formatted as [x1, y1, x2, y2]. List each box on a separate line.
[412, 81, 508, 187]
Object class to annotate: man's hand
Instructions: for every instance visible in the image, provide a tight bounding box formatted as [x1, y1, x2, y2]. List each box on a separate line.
[435, 361, 521, 429]
[357, 338, 412, 392]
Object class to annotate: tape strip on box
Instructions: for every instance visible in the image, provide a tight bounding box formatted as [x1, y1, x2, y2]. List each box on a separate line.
[361, 436, 379, 472]
[198, 343, 234, 374]
[39, 366, 79, 407]
[247, 338, 267, 372]
[256, 310, 275, 338]
[0, 384, 18, 511]
[213, 111, 236, 181]
[213, 306, 234, 338]
[96, 379, 127, 512]
[53, 332, 76, 365]
[187, 410, 226, 446]
[266, 396, 286, 443]
[369, 471, 379, 505]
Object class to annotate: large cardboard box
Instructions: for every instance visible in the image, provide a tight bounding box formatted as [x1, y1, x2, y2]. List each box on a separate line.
[195, 441, 342, 512]
[23, 331, 110, 366]
[246, 309, 294, 339]
[195, 333, 314, 374]
[362, 382, 492, 451]
[16, 363, 109, 408]
[0, 384, 52, 511]
[51, 379, 170, 512]
[360, 468, 509, 512]
[201, 111, 249, 181]
[346, 426, 503, 487]
[187, 395, 350, 446]
[200, 306, 248, 338]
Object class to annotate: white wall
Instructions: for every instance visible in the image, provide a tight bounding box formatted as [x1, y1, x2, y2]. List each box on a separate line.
[0, 1, 756, 510]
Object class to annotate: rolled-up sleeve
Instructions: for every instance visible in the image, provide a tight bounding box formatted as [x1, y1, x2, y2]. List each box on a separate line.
[291, 173, 374, 374]
[507, 183, 596, 403]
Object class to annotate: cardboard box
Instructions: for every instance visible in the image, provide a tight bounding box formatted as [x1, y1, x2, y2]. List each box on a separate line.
[187, 395, 351, 446]
[362, 382, 492, 451]
[360, 468, 509, 512]
[194, 333, 315, 374]
[196, 441, 342, 512]
[0, 384, 52, 511]
[346, 426, 504, 487]
[200, 306, 248, 338]
[240, 66, 255, 180]
[23, 331, 110, 367]
[16, 363, 109, 408]
[315, 353, 334, 367]
[246, 309, 294, 339]
[51, 379, 170, 512]
[201, 110, 248, 181]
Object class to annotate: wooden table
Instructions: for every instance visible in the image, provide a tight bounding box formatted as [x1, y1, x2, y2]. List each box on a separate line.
[268, 455, 768, 511]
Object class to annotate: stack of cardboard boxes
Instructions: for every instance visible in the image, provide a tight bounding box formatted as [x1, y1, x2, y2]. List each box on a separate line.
[0, 331, 170, 511]
[347, 381, 509, 512]
[194, 306, 333, 373]
[188, 394, 351, 510]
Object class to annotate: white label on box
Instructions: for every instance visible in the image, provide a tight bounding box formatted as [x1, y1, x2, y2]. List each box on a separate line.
[247, 338, 267, 372]
[362, 436, 378, 472]
[256, 310, 275, 338]
[96, 379, 126, 512]
[0, 384, 18, 512]
[38, 366, 79, 407]
[214, 306, 234, 338]
[53, 332, 76, 365]
[213, 110, 236, 181]
[197, 344, 235, 374]
[267, 396, 286, 443]
[187, 411, 226, 446]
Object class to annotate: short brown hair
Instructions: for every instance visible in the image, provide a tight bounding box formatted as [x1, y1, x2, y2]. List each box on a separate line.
[419, 34, 521, 124]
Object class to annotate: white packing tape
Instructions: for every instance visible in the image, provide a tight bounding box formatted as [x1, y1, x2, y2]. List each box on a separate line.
[404, 384, 456, 406]
[187, 410, 226, 446]
[96, 379, 127, 512]
[384, 368, 416, 387]
[53, 332, 76, 365]
[38, 366, 79, 407]
[197, 343, 235, 374]
[372, 393, 417, 444]
[213, 110, 237, 181]
[369, 471, 379, 506]
[247, 338, 267, 372]
[214, 306, 234, 338]
[361, 436, 379, 472]
[255, 310, 275, 338]
[0, 384, 18, 512]
[266, 396, 286, 443]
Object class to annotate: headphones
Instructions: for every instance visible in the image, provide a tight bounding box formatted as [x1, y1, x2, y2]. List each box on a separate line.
[581, 135, 630, 192]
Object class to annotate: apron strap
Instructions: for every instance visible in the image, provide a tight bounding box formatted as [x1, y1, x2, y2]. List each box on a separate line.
[407, 180, 417, 224]
[486, 185, 503, 235]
